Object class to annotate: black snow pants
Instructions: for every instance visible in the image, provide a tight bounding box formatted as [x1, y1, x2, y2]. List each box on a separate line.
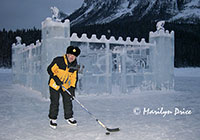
[48, 87, 73, 120]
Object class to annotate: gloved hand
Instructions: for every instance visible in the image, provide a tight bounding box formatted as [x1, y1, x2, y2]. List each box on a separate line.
[52, 76, 63, 86]
[68, 87, 75, 100]
[68, 65, 80, 72]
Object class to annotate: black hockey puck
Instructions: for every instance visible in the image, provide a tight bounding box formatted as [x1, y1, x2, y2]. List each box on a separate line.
[105, 132, 110, 135]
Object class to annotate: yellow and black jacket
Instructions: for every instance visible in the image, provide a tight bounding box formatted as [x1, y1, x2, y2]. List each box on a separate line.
[47, 55, 78, 92]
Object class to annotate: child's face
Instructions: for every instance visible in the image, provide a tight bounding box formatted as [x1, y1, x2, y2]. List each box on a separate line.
[67, 54, 76, 63]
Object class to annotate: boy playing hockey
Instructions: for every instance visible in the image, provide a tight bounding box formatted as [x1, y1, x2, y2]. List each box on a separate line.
[47, 45, 81, 129]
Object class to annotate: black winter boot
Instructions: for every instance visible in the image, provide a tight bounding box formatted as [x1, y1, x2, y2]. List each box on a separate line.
[66, 118, 77, 126]
[50, 119, 57, 129]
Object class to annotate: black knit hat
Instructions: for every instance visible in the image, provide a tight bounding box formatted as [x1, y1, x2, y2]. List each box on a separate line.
[66, 46, 81, 57]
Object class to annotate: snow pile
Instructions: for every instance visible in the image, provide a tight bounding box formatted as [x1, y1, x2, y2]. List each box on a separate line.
[174, 68, 200, 77]
[0, 68, 12, 73]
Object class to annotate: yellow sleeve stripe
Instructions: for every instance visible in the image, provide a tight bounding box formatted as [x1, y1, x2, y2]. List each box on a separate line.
[70, 71, 77, 87]
[51, 63, 59, 76]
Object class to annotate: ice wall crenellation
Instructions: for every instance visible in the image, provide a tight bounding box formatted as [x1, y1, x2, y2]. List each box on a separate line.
[70, 33, 149, 45]
[150, 30, 174, 38]
[41, 17, 70, 29]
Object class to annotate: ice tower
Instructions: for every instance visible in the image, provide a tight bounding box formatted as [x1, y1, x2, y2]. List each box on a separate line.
[41, 17, 70, 97]
[149, 27, 174, 90]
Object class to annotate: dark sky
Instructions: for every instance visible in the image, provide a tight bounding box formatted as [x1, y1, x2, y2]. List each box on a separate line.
[0, 0, 83, 30]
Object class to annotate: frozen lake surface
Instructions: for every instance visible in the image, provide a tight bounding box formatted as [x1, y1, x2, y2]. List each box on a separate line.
[0, 68, 200, 140]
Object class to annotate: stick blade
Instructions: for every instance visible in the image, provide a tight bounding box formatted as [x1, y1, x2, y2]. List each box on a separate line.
[106, 127, 120, 132]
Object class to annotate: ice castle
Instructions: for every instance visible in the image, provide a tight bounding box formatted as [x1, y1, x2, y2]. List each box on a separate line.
[12, 18, 174, 98]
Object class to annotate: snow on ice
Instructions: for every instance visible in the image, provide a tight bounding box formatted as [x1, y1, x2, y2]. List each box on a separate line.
[0, 68, 200, 140]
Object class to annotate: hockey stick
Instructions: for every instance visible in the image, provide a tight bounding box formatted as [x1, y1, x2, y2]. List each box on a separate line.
[62, 85, 120, 133]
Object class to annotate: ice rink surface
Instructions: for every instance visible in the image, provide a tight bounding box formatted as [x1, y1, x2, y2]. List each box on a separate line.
[0, 68, 200, 140]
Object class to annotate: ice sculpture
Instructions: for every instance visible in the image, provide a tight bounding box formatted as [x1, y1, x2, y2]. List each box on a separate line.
[12, 19, 174, 97]
[156, 21, 165, 31]
[50, 6, 60, 21]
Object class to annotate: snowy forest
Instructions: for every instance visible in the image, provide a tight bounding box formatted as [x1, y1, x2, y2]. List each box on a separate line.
[0, 28, 41, 68]
[0, 22, 200, 68]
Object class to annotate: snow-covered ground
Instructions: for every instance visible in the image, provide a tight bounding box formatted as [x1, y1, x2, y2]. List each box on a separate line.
[0, 68, 200, 140]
